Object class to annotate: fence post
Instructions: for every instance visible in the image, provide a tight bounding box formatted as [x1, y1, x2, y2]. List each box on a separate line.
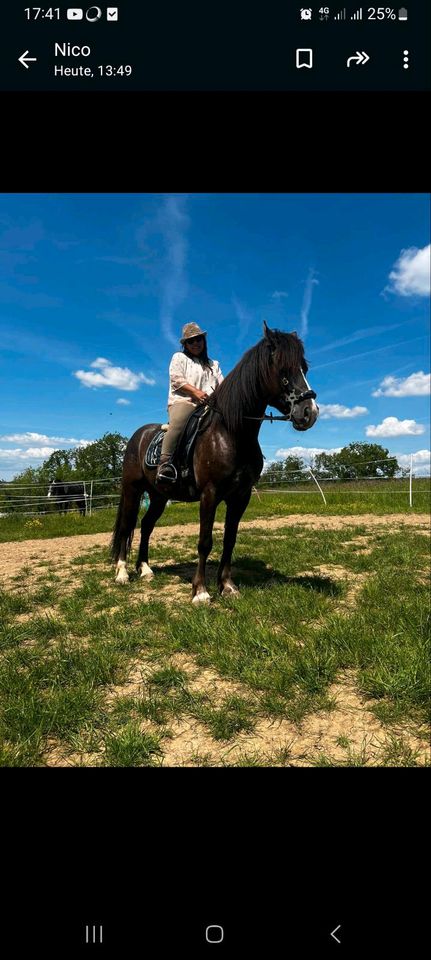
[89, 480, 93, 517]
[309, 468, 327, 506]
[409, 454, 413, 508]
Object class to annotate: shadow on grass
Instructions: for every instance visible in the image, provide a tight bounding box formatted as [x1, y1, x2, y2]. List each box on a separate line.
[128, 557, 343, 598]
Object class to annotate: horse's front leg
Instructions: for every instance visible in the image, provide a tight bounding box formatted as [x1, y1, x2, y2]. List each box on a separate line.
[136, 491, 167, 579]
[217, 489, 252, 597]
[114, 484, 142, 584]
[192, 485, 217, 605]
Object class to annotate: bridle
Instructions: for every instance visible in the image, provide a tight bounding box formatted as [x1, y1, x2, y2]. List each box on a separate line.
[243, 375, 317, 422]
[206, 371, 317, 423]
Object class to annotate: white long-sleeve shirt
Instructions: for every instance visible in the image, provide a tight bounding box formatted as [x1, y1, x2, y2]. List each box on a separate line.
[167, 352, 224, 408]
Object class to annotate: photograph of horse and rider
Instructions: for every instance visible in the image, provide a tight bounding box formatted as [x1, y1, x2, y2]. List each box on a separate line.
[111, 320, 318, 603]
[0, 194, 429, 767]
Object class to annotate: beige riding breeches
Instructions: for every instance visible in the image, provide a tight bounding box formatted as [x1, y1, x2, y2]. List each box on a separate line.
[161, 402, 196, 456]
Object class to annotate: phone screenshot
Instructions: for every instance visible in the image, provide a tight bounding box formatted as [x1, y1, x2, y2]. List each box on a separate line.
[0, 1, 429, 89]
[1, 2, 429, 957]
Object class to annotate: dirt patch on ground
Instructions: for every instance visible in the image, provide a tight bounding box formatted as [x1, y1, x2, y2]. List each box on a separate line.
[296, 564, 369, 609]
[340, 535, 374, 554]
[159, 669, 430, 767]
[167, 652, 253, 703]
[104, 659, 156, 705]
[0, 514, 428, 586]
[40, 656, 430, 767]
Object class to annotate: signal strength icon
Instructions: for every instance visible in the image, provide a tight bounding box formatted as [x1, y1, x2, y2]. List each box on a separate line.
[334, 8, 346, 19]
[351, 7, 363, 19]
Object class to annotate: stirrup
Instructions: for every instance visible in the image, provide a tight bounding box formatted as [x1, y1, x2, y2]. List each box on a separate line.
[156, 460, 177, 484]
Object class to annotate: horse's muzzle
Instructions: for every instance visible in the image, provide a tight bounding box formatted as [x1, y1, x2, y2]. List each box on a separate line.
[292, 399, 319, 431]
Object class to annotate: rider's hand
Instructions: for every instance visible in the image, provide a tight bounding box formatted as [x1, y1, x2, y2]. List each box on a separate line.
[195, 389, 209, 402]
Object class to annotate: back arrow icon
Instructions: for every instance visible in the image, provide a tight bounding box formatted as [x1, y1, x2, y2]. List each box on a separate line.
[330, 924, 342, 944]
[347, 51, 370, 67]
[18, 50, 37, 69]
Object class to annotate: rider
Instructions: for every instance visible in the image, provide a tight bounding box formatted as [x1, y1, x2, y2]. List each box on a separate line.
[155, 323, 224, 485]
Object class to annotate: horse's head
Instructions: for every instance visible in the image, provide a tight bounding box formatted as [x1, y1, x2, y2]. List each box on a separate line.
[263, 323, 319, 431]
[47, 479, 61, 498]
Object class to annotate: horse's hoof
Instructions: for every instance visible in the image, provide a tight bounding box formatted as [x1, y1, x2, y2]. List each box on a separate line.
[221, 584, 240, 598]
[115, 566, 129, 584]
[192, 592, 211, 605]
[138, 563, 154, 580]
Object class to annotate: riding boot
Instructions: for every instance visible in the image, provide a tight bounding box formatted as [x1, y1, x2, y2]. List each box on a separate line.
[155, 453, 177, 485]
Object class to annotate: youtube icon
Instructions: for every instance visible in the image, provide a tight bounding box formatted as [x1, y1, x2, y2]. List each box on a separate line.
[67, 8, 83, 18]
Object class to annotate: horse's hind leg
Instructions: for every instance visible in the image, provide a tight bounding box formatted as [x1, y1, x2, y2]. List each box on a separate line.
[112, 483, 143, 584]
[135, 491, 167, 580]
[217, 489, 252, 597]
[192, 485, 217, 605]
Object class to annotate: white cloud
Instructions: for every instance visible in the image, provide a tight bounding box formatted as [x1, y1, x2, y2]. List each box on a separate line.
[275, 445, 342, 461]
[0, 432, 88, 444]
[116, 398, 131, 406]
[372, 371, 430, 397]
[366, 417, 425, 438]
[318, 404, 369, 419]
[386, 244, 430, 297]
[74, 358, 155, 391]
[271, 290, 288, 299]
[0, 447, 58, 461]
[396, 450, 431, 475]
[0, 439, 92, 480]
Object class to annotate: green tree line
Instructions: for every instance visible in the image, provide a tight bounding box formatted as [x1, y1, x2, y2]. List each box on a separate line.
[260, 442, 401, 485]
[0, 433, 128, 514]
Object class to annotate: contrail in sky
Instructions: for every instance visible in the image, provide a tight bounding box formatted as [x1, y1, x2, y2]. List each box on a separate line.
[300, 268, 318, 339]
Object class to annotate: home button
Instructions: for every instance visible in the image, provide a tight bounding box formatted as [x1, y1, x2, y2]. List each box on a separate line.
[206, 925, 224, 943]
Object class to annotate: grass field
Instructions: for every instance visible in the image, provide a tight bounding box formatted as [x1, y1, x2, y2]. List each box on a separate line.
[0, 488, 429, 767]
[0, 477, 430, 542]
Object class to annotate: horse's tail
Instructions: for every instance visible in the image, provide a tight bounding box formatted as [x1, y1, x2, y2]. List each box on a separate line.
[110, 486, 140, 563]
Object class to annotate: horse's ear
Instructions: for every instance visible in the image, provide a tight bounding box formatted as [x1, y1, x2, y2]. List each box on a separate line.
[291, 330, 298, 338]
[263, 320, 272, 339]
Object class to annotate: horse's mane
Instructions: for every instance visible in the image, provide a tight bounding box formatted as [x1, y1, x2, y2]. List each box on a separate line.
[212, 330, 308, 434]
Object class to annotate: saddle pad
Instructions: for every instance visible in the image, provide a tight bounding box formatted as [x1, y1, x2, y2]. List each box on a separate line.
[144, 429, 165, 468]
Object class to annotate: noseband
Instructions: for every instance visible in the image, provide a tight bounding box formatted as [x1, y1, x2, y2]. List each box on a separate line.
[278, 377, 317, 421]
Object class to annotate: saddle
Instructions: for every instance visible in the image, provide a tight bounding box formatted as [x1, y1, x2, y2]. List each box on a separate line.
[144, 405, 213, 480]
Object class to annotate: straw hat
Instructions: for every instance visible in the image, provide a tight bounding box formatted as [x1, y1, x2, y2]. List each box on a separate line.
[180, 322, 207, 344]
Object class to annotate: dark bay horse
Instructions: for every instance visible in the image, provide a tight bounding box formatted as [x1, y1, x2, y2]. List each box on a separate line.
[47, 480, 87, 515]
[111, 324, 318, 603]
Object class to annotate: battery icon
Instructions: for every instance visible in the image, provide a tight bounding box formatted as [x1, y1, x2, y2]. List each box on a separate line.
[398, 7, 408, 19]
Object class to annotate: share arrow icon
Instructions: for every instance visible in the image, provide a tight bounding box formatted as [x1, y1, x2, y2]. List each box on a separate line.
[18, 50, 37, 69]
[347, 51, 370, 67]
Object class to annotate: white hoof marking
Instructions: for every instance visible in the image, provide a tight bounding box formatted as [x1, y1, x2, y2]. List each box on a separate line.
[222, 584, 239, 597]
[192, 591, 211, 605]
[138, 562, 154, 580]
[115, 561, 129, 584]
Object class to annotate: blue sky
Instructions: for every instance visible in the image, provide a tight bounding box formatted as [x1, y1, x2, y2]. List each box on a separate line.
[0, 193, 430, 480]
